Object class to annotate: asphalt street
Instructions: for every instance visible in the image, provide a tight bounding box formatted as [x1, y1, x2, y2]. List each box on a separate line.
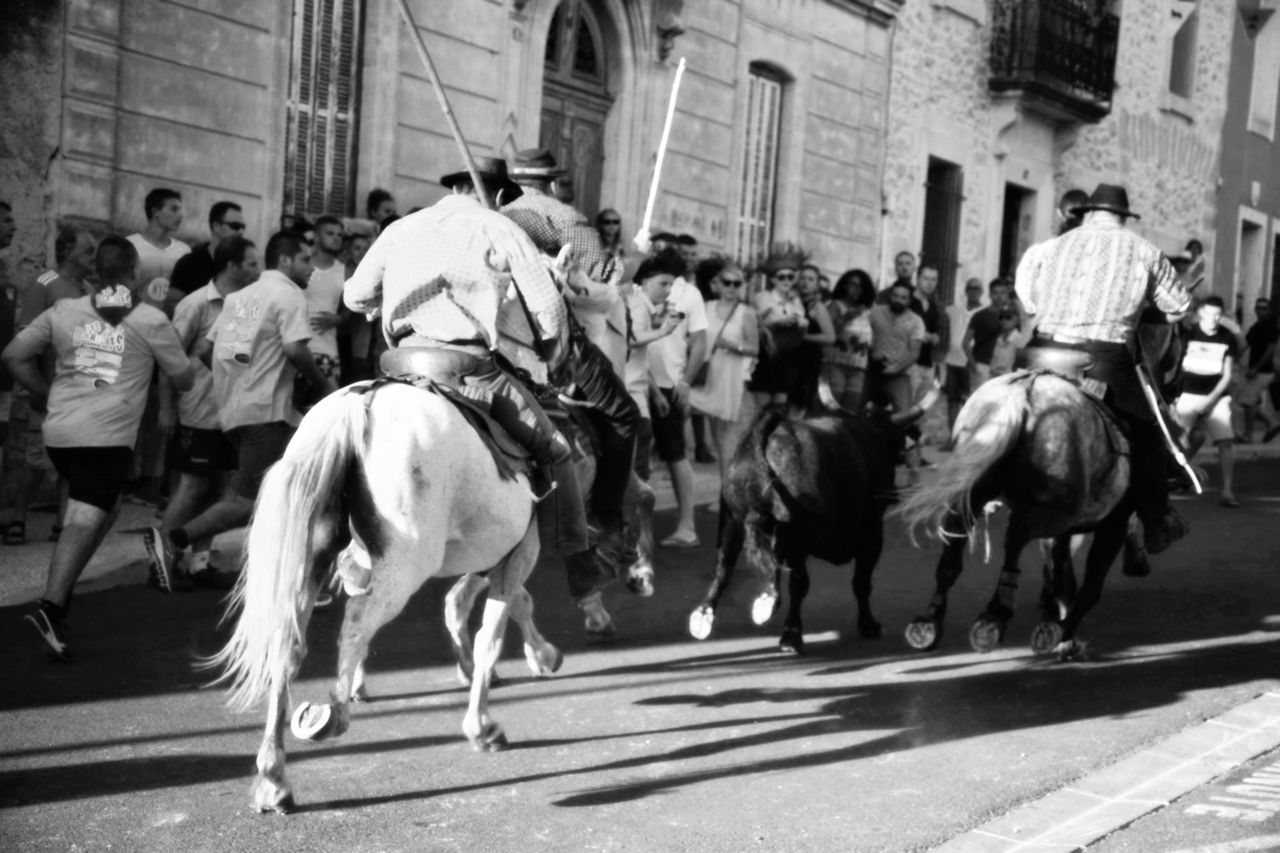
[1, 449, 1279, 852]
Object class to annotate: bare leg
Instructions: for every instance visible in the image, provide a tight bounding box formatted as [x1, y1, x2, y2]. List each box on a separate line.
[667, 457, 696, 539]
[1217, 439, 1236, 502]
[43, 499, 115, 608]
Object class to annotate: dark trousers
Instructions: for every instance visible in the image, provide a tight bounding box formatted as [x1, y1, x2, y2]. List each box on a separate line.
[558, 334, 640, 535]
[1029, 338, 1168, 526]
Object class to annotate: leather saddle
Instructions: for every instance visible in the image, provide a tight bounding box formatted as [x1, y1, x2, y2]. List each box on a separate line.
[372, 347, 531, 480]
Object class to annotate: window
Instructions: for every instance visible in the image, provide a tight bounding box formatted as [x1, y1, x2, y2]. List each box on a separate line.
[737, 65, 784, 265]
[1245, 4, 1279, 138]
[284, 0, 363, 218]
[1168, 0, 1198, 98]
[920, 157, 964, 304]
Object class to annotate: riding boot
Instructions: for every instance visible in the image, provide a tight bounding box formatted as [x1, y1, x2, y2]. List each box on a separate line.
[1126, 417, 1188, 556]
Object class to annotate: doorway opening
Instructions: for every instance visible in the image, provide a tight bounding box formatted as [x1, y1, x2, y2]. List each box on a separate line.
[999, 183, 1035, 281]
[541, 0, 615, 218]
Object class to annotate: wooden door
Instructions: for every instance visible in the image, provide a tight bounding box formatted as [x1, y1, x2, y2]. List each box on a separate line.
[541, 0, 612, 219]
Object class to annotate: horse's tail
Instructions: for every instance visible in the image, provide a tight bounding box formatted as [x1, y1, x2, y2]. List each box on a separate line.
[210, 389, 369, 712]
[896, 375, 1029, 543]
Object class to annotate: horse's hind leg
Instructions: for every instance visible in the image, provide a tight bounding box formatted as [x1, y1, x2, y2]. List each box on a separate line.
[299, 551, 428, 743]
[1031, 536, 1079, 654]
[253, 654, 301, 814]
[970, 513, 1031, 653]
[905, 513, 968, 652]
[464, 520, 539, 752]
[445, 573, 491, 687]
[689, 500, 746, 640]
[509, 586, 563, 677]
[1056, 511, 1128, 661]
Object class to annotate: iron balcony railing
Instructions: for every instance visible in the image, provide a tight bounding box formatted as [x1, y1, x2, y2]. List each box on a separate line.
[990, 0, 1120, 122]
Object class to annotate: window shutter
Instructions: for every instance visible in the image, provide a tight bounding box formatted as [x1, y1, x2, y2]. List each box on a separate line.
[737, 69, 783, 265]
[284, 0, 363, 218]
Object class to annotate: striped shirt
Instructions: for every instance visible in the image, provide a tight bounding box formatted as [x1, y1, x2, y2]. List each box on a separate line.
[344, 193, 567, 382]
[1015, 216, 1189, 345]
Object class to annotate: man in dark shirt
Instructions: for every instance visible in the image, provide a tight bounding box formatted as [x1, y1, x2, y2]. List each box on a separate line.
[1174, 296, 1240, 506]
[169, 201, 247, 302]
[963, 278, 1013, 387]
[1239, 298, 1278, 442]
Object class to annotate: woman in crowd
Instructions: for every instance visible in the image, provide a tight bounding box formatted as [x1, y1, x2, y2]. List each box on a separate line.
[822, 269, 876, 411]
[750, 252, 808, 408]
[793, 263, 835, 411]
[690, 262, 759, 484]
[596, 208, 626, 267]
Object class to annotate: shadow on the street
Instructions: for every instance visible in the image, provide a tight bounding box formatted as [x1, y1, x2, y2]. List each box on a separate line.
[3, 459, 1279, 811]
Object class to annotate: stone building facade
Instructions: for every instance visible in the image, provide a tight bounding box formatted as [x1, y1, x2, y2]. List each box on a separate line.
[882, 0, 1235, 303]
[0, 0, 906, 280]
[1214, 0, 1280, 328]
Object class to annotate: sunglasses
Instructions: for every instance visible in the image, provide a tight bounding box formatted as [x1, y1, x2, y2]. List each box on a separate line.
[773, 272, 796, 280]
[719, 279, 745, 288]
[219, 221, 246, 232]
[601, 219, 621, 226]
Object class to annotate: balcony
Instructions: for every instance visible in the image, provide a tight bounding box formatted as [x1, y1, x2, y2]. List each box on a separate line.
[989, 0, 1120, 123]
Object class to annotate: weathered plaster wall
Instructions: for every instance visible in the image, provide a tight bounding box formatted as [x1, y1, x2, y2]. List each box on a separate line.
[0, 1, 63, 282]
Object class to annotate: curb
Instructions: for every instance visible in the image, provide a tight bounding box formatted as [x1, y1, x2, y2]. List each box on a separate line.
[932, 692, 1280, 852]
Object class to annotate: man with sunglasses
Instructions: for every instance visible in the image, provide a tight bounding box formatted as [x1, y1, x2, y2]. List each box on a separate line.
[170, 201, 248, 303]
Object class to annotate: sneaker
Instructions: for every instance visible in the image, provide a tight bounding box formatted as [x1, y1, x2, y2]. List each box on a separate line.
[143, 527, 187, 593]
[25, 604, 73, 662]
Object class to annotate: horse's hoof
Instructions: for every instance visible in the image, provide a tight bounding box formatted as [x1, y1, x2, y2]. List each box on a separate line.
[471, 721, 509, 753]
[778, 628, 805, 655]
[1055, 639, 1087, 662]
[351, 684, 371, 703]
[688, 606, 715, 640]
[968, 618, 1004, 653]
[857, 618, 883, 639]
[904, 618, 941, 651]
[581, 594, 617, 638]
[1030, 622, 1063, 655]
[626, 566, 655, 597]
[751, 591, 779, 626]
[252, 778, 295, 815]
[455, 663, 473, 689]
[290, 702, 335, 741]
[526, 644, 563, 676]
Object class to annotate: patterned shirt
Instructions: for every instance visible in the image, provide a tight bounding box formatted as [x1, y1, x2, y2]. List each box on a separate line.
[1015, 217, 1189, 345]
[344, 193, 567, 381]
[501, 187, 609, 278]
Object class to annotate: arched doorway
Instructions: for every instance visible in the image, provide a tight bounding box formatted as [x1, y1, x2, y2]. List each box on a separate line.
[541, 0, 614, 218]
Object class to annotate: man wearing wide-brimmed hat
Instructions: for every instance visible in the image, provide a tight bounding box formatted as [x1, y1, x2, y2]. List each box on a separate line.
[1016, 182, 1192, 556]
[344, 155, 618, 607]
[503, 148, 641, 584]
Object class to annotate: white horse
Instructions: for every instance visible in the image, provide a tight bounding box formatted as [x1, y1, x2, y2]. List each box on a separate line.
[211, 381, 562, 814]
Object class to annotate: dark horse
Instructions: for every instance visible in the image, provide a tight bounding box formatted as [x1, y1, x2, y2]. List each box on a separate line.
[688, 390, 933, 654]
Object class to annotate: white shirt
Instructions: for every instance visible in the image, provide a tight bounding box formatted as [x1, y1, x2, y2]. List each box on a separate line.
[650, 276, 707, 389]
[945, 301, 984, 367]
[127, 233, 191, 309]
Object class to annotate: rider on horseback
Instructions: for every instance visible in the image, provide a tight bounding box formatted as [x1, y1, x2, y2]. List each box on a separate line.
[501, 149, 642, 572]
[1015, 183, 1191, 555]
[343, 157, 617, 600]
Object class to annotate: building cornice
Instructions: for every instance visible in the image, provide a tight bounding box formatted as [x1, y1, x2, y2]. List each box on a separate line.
[824, 0, 907, 27]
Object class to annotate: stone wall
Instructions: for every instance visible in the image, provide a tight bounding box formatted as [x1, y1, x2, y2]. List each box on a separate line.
[0, 1, 64, 281]
[884, 0, 1234, 295]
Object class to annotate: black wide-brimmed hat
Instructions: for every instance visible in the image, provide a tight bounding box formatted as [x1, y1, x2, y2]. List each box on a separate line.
[509, 147, 566, 179]
[1070, 183, 1140, 220]
[440, 156, 523, 201]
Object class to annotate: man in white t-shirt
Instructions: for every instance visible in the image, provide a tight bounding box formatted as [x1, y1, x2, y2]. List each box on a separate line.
[306, 215, 348, 385]
[126, 187, 192, 314]
[646, 248, 708, 547]
[943, 277, 985, 430]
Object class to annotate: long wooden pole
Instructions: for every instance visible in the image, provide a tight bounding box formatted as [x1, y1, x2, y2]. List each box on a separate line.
[393, 0, 491, 209]
[637, 57, 686, 247]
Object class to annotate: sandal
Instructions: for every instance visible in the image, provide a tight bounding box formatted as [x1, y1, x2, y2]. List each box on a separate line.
[3, 521, 25, 546]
